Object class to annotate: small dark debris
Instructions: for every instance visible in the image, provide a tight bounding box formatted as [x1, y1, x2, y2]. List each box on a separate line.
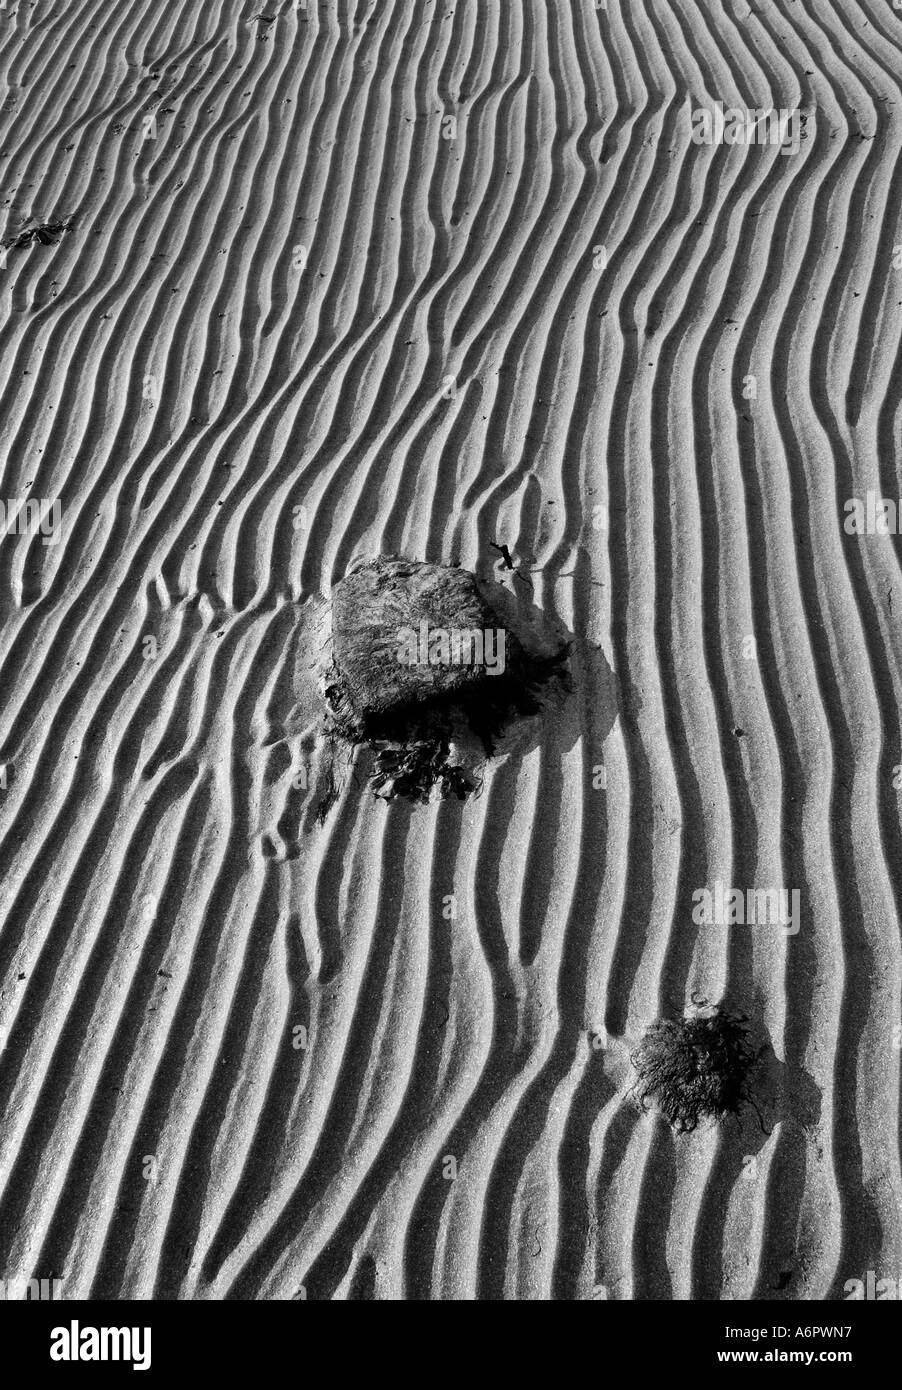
[3, 216, 74, 250]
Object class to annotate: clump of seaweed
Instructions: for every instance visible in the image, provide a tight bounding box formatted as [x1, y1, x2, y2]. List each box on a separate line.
[630, 1004, 763, 1134]
[356, 651, 567, 803]
[3, 216, 75, 250]
[369, 737, 475, 804]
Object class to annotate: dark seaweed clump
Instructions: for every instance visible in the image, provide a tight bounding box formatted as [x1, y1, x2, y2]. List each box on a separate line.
[369, 737, 475, 804]
[355, 645, 570, 803]
[630, 1007, 762, 1134]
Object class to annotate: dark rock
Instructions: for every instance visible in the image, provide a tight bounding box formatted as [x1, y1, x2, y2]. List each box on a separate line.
[315, 554, 570, 803]
[320, 555, 519, 738]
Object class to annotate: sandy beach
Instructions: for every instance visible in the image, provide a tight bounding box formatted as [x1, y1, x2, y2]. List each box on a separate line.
[0, 0, 900, 1303]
